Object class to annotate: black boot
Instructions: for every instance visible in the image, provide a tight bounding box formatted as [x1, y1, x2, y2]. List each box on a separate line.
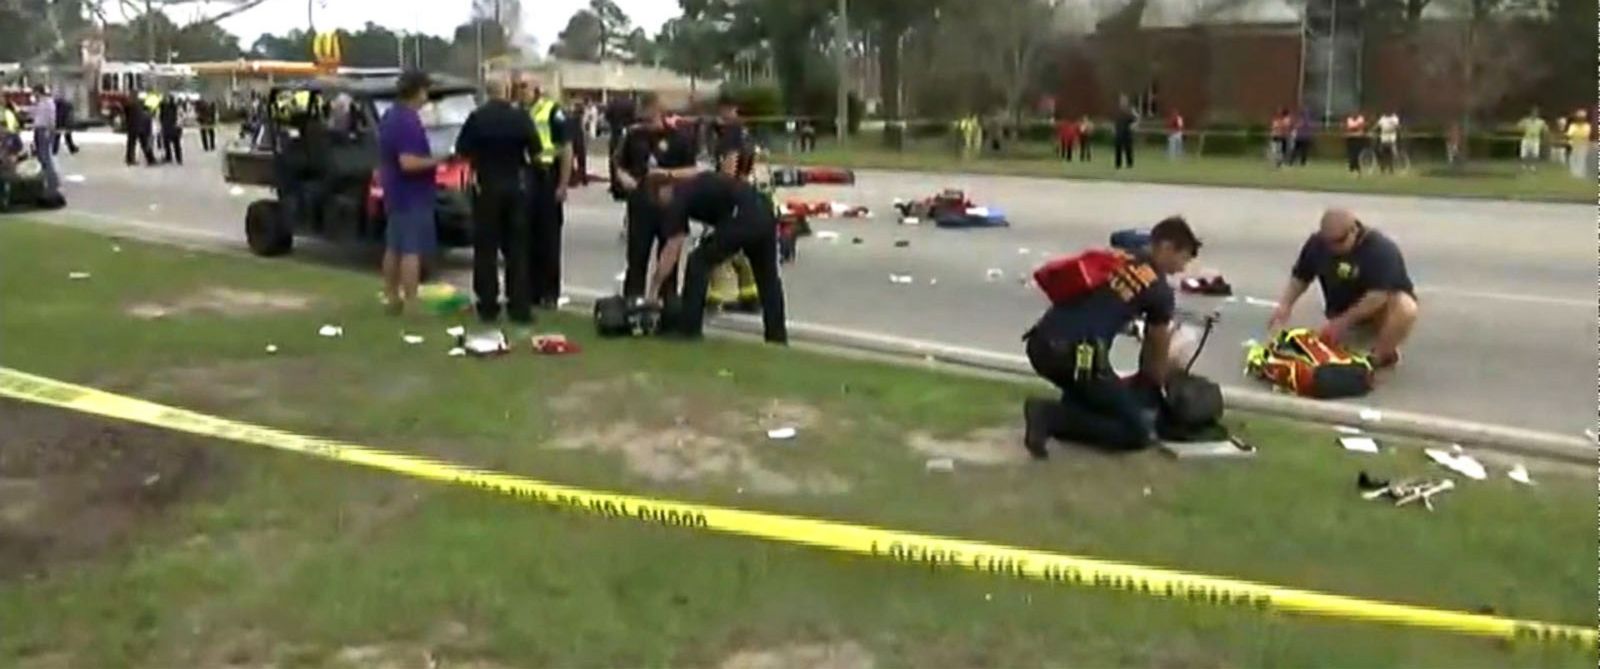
[1023, 398, 1053, 460]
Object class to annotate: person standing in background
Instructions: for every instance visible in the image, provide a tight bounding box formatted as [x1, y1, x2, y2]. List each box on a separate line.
[1565, 109, 1592, 178]
[28, 86, 59, 196]
[567, 100, 588, 188]
[122, 94, 156, 166]
[1077, 115, 1094, 162]
[1342, 111, 1367, 174]
[1056, 115, 1078, 160]
[1166, 109, 1185, 160]
[456, 74, 538, 327]
[1112, 97, 1137, 170]
[377, 71, 441, 316]
[1291, 109, 1313, 166]
[523, 74, 573, 309]
[1374, 111, 1401, 174]
[1269, 108, 1291, 166]
[157, 92, 183, 165]
[196, 98, 218, 152]
[52, 93, 78, 155]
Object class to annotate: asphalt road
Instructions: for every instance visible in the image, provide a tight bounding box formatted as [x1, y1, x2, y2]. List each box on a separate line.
[36, 141, 1596, 438]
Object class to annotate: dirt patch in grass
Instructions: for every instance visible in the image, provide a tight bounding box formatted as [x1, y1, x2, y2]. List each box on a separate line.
[125, 287, 313, 320]
[547, 376, 847, 495]
[906, 427, 1031, 466]
[552, 422, 848, 496]
[0, 400, 220, 580]
[719, 641, 876, 669]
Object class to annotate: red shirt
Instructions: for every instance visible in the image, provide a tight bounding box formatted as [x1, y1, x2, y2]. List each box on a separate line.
[1168, 114, 1185, 132]
[1057, 119, 1080, 141]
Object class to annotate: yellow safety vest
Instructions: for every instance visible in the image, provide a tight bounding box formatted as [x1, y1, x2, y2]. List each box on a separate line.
[142, 92, 161, 112]
[0, 107, 17, 133]
[530, 97, 558, 165]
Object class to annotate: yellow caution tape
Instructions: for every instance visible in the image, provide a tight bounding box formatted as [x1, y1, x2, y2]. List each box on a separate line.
[0, 366, 1592, 648]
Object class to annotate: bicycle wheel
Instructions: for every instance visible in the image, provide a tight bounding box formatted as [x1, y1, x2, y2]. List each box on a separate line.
[1358, 148, 1378, 174]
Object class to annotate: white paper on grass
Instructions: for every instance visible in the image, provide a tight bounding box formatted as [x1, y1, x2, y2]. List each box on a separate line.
[767, 427, 797, 440]
[445, 326, 467, 338]
[1424, 448, 1488, 481]
[402, 334, 425, 345]
[317, 325, 343, 337]
[67, 272, 90, 280]
[1338, 437, 1380, 454]
[1507, 464, 1535, 485]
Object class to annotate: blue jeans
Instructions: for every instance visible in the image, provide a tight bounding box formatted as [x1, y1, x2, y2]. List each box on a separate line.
[32, 128, 58, 194]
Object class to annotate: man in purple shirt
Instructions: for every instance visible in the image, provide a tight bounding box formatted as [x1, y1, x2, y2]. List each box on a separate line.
[377, 71, 441, 315]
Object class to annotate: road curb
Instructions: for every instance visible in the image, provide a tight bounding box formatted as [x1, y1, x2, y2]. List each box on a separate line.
[24, 211, 1591, 465]
[559, 289, 1592, 464]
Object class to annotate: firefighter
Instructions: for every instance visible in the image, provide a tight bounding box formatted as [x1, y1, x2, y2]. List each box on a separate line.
[613, 92, 698, 299]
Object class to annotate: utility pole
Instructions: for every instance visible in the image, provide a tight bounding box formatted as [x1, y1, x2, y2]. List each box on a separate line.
[834, 0, 848, 145]
[144, 0, 155, 63]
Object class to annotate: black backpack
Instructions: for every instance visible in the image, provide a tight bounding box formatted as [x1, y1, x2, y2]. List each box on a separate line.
[1158, 371, 1227, 442]
[593, 296, 655, 337]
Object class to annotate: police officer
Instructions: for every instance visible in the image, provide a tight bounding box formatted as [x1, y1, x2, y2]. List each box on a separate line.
[123, 93, 156, 166]
[522, 74, 572, 309]
[456, 73, 539, 326]
[1021, 217, 1202, 458]
[614, 92, 698, 299]
[646, 170, 787, 345]
[157, 92, 183, 165]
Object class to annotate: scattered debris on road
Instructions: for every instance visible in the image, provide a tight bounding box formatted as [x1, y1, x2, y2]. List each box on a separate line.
[889, 274, 914, 285]
[1359, 408, 1384, 422]
[985, 268, 1004, 281]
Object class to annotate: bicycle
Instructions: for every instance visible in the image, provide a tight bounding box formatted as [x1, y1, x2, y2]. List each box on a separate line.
[1358, 141, 1411, 175]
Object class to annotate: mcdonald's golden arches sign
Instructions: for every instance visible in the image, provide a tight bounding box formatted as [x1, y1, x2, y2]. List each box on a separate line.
[312, 32, 342, 68]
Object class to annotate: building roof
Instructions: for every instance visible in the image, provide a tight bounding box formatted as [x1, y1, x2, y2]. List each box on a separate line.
[532, 59, 720, 96]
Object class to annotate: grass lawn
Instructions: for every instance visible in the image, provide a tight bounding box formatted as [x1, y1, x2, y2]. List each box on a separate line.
[774, 138, 1592, 203]
[0, 218, 1592, 668]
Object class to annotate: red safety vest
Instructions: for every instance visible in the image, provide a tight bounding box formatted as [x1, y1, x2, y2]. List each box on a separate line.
[1344, 115, 1367, 137]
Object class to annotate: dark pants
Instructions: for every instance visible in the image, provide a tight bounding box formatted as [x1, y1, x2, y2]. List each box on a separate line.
[622, 187, 678, 299]
[679, 222, 787, 343]
[1079, 139, 1091, 161]
[52, 129, 78, 155]
[160, 126, 183, 164]
[1113, 133, 1134, 169]
[125, 129, 156, 165]
[1025, 335, 1151, 451]
[1292, 137, 1310, 165]
[1345, 136, 1365, 172]
[199, 126, 217, 151]
[527, 167, 565, 306]
[472, 182, 533, 323]
[1273, 137, 1290, 165]
[1377, 142, 1397, 173]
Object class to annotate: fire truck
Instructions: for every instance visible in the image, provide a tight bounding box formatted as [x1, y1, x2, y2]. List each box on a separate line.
[0, 63, 37, 124]
[90, 62, 198, 130]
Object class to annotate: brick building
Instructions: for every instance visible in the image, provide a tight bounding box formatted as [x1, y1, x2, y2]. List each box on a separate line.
[1050, 0, 1560, 126]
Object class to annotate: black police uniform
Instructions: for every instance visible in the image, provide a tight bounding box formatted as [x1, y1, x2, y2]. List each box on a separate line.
[664, 171, 787, 344]
[615, 121, 697, 298]
[457, 98, 540, 324]
[1024, 255, 1174, 451]
[123, 98, 156, 165]
[157, 96, 183, 165]
[529, 103, 571, 308]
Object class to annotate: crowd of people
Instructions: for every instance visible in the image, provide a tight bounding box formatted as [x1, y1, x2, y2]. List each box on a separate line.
[378, 71, 786, 343]
[119, 91, 221, 167]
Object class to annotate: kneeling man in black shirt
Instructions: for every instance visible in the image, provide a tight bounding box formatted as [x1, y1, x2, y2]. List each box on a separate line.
[646, 171, 787, 344]
[1023, 217, 1202, 457]
[1269, 208, 1417, 369]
